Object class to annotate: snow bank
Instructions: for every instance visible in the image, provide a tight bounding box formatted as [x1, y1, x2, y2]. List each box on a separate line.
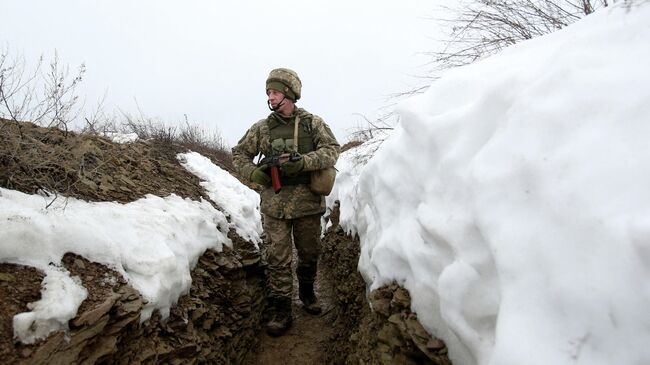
[332, 4, 650, 365]
[0, 148, 264, 344]
[178, 151, 263, 245]
[324, 138, 384, 235]
[0, 188, 230, 343]
[12, 265, 88, 344]
[101, 132, 139, 143]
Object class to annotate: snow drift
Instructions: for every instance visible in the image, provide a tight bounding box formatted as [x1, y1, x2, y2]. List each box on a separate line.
[332, 4, 650, 365]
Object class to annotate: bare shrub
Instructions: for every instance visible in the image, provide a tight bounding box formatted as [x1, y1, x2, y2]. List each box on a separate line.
[346, 113, 395, 144]
[337, 112, 396, 168]
[0, 48, 85, 132]
[0, 118, 74, 204]
[178, 116, 228, 152]
[118, 110, 178, 145]
[426, 0, 610, 75]
[84, 109, 233, 171]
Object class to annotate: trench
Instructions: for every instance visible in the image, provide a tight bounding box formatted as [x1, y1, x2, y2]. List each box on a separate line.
[245, 221, 453, 365]
[243, 259, 336, 364]
[244, 224, 362, 364]
[1, 215, 451, 365]
[0, 120, 451, 364]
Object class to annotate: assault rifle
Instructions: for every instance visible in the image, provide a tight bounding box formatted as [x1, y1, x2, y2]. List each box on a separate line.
[258, 152, 302, 193]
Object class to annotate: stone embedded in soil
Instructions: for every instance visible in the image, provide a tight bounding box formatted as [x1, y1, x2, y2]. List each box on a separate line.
[0, 273, 15, 282]
[71, 292, 121, 327]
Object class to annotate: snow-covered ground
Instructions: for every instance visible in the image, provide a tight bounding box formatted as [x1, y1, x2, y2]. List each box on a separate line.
[1, 3, 648, 364]
[329, 3, 650, 365]
[0, 152, 262, 344]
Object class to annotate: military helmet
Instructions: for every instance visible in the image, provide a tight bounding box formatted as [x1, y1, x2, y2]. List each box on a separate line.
[266, 68, 302, 101]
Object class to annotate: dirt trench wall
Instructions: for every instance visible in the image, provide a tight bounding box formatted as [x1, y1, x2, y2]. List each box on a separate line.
[321, 227, 452, 365]
[5, 236, 266, 365]
[1, 120, 267, 364]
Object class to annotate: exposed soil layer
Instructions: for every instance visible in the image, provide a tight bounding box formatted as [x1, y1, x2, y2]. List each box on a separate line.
[320, 226, 452, 365]
[0, 264, 45, 362]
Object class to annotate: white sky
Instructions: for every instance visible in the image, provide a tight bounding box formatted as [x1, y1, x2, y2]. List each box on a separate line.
[0, 0, 443, 146]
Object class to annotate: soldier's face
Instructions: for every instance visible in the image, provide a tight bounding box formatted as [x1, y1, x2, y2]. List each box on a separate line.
[267, 89, 285, 108]
[267, 88, 294, 115]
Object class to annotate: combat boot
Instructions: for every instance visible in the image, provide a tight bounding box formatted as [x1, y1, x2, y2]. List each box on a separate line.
[266, 297, 293, 337]
[299, 281, 322, 315]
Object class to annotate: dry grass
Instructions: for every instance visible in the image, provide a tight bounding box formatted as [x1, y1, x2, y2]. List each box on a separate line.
[0, 118, 76, 200]
[0, 117, 229, 205]
[82, 113, 233, 171]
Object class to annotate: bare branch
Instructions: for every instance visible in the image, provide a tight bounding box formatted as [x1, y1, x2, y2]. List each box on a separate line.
[425, 0, 609, 77]
[0, 48, 84, 131]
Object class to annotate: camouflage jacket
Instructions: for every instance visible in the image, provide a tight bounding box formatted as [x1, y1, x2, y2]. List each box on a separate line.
[232, 107, 340, 219]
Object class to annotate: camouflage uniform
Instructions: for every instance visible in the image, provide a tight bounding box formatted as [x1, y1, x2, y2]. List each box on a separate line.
[232, 107, 340, 299]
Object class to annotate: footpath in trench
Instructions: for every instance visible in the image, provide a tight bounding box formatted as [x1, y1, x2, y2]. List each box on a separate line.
[245, 252, 337, 365]
[244, 224, 454, 365]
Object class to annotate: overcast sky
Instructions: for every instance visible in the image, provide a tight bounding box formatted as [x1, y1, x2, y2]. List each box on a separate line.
[1, 0, 445, 146]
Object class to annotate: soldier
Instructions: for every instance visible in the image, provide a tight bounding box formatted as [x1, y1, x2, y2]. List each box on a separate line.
[232, 68, 340, 337]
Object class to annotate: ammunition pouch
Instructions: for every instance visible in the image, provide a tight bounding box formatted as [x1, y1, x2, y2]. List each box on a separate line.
[310, 167, 337, 196]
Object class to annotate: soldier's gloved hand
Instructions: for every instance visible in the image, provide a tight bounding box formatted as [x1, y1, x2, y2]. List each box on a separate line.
[250, 164, 271, 185]
[280, 154, 304, 177]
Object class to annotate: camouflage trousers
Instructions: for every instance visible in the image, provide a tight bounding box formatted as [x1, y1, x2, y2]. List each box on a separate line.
[263, 213, 322, 299]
